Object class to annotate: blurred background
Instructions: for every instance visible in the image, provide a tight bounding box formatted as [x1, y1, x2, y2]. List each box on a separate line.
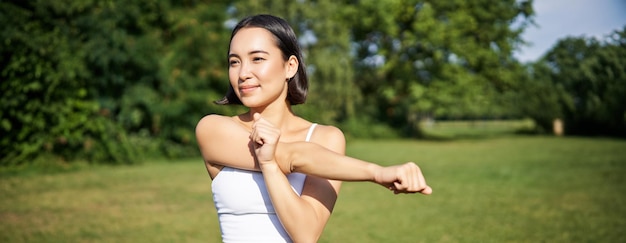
[1, 0, 625, 166]
[2, 1, 626, 242]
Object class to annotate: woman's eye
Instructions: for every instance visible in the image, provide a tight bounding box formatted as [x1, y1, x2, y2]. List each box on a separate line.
[229, 60, 240, 66]
[253, 57, 265, 62]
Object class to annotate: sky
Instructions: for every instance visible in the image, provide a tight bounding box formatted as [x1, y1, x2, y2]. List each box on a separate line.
[515, 0, 626, 62]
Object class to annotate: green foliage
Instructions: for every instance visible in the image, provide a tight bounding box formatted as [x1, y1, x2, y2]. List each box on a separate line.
[8, 0, 623, 166]
[338, 116, 400, 139]
[527, 28, 626, 136]
[0, 1, 138, 165]
[514, 62, 568, 132]
[152, 1, 235, 147]
[0, 0, 235, 165]
[346, 0, 534, 136]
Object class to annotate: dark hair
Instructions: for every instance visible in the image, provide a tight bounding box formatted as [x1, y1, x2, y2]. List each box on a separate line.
[215, 14, 308, 105]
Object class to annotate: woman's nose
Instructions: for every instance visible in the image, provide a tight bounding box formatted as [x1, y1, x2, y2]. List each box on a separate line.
[238, 62, 252, 80]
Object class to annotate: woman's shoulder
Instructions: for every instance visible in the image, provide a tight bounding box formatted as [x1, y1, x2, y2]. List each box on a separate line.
[312, 123, 344, 139]
[196, 114, 245, 136]
[197, 114, 225, 130]
[307, 122, 346, 152]
[292, 115, 343, 141]
[198, 113, 230, 124]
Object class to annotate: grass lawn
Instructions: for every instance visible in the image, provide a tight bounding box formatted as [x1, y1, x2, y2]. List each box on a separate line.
[1, 132, 625, 242]
[327, 136, 626, 242]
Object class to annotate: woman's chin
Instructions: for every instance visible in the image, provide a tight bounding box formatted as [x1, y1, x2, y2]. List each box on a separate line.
[240, 98, 263, 108]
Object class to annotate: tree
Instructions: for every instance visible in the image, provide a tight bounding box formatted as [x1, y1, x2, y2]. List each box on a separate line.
[348, 0, 534, 136]
[537, 27, 626, 136]
[516, 62, 568, 133]
[0, 0, 141, 165]
[118, 0, 234, 157]
[0, 0, 235, 165]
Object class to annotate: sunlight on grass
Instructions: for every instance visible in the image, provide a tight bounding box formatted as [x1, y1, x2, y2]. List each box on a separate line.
[322, 136, 626, 242]
[0, 162, 221, 242]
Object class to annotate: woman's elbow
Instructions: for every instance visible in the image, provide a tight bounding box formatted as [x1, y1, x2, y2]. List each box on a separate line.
[281, 142, 312, 173]
[276, 142, 299, 173]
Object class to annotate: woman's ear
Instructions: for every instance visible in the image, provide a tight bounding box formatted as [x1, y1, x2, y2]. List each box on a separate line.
[285, 55, 299, 80]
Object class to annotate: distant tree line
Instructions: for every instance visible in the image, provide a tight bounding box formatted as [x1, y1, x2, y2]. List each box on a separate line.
[1, 0, 624, 166]
[519, 30, 626, 136]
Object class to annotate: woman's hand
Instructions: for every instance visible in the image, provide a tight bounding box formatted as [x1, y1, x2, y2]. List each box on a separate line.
[250, 113, 281, 167]
[374, 162, 433, 195]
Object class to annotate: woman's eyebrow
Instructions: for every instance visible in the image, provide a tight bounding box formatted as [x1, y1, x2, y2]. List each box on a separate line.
[249, 50, 270, 55]
[229, 50, 270, 58]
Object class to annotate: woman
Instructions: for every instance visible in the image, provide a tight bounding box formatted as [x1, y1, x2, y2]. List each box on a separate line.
[195, 14, 432, 243]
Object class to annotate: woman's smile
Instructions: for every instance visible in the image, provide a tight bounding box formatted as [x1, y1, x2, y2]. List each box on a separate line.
[239, 84, 260, 95]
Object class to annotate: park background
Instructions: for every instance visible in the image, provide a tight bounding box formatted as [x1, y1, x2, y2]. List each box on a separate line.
[1, 0, 625, 242]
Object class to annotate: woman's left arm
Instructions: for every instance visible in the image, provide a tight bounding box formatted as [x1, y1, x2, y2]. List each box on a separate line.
[251, 115, 344, 242]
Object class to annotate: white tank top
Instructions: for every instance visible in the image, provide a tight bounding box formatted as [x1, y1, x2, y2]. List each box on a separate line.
[211, 123, 318, 243]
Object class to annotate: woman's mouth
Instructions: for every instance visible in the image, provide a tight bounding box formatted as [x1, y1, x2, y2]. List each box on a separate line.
[239, 85, 259, 94]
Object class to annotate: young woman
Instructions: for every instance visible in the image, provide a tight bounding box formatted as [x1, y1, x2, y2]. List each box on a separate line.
[195, 14, 432, 243]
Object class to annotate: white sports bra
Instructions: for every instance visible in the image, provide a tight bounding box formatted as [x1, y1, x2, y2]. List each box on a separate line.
[211, 123, 318, 243]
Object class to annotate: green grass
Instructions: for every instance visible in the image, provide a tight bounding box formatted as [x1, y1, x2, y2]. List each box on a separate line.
[2, 135, 625, 242]
[0, 161, 221, 243]
[327, 136, 626, 242]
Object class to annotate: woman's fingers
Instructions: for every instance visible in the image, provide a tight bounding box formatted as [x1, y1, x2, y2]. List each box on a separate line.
[391, 162, 432, 195]
[250, 113, 280, 144]
[253, 112, 262, 122]
[250, 113, 281, 163]
[420, 185, 433, 195]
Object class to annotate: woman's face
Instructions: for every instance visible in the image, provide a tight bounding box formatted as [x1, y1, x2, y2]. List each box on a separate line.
[228, 27, 298, 108]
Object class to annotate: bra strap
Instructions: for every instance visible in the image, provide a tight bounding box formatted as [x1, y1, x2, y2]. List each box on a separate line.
[305, 123, 318, 142]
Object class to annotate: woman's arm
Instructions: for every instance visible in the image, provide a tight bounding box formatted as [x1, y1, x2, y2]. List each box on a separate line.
[285, 142, 431, 194]
[195, 114, 262, 178]
[254, 120, 345, 242]
[251, 114, 432, 194]
[261, 161, 342, 242]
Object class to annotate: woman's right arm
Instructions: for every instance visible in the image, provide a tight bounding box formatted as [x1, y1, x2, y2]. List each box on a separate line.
[277, 142, 432, 194]
[195, 114, 261, 177]
[251, 114, 432, 195]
